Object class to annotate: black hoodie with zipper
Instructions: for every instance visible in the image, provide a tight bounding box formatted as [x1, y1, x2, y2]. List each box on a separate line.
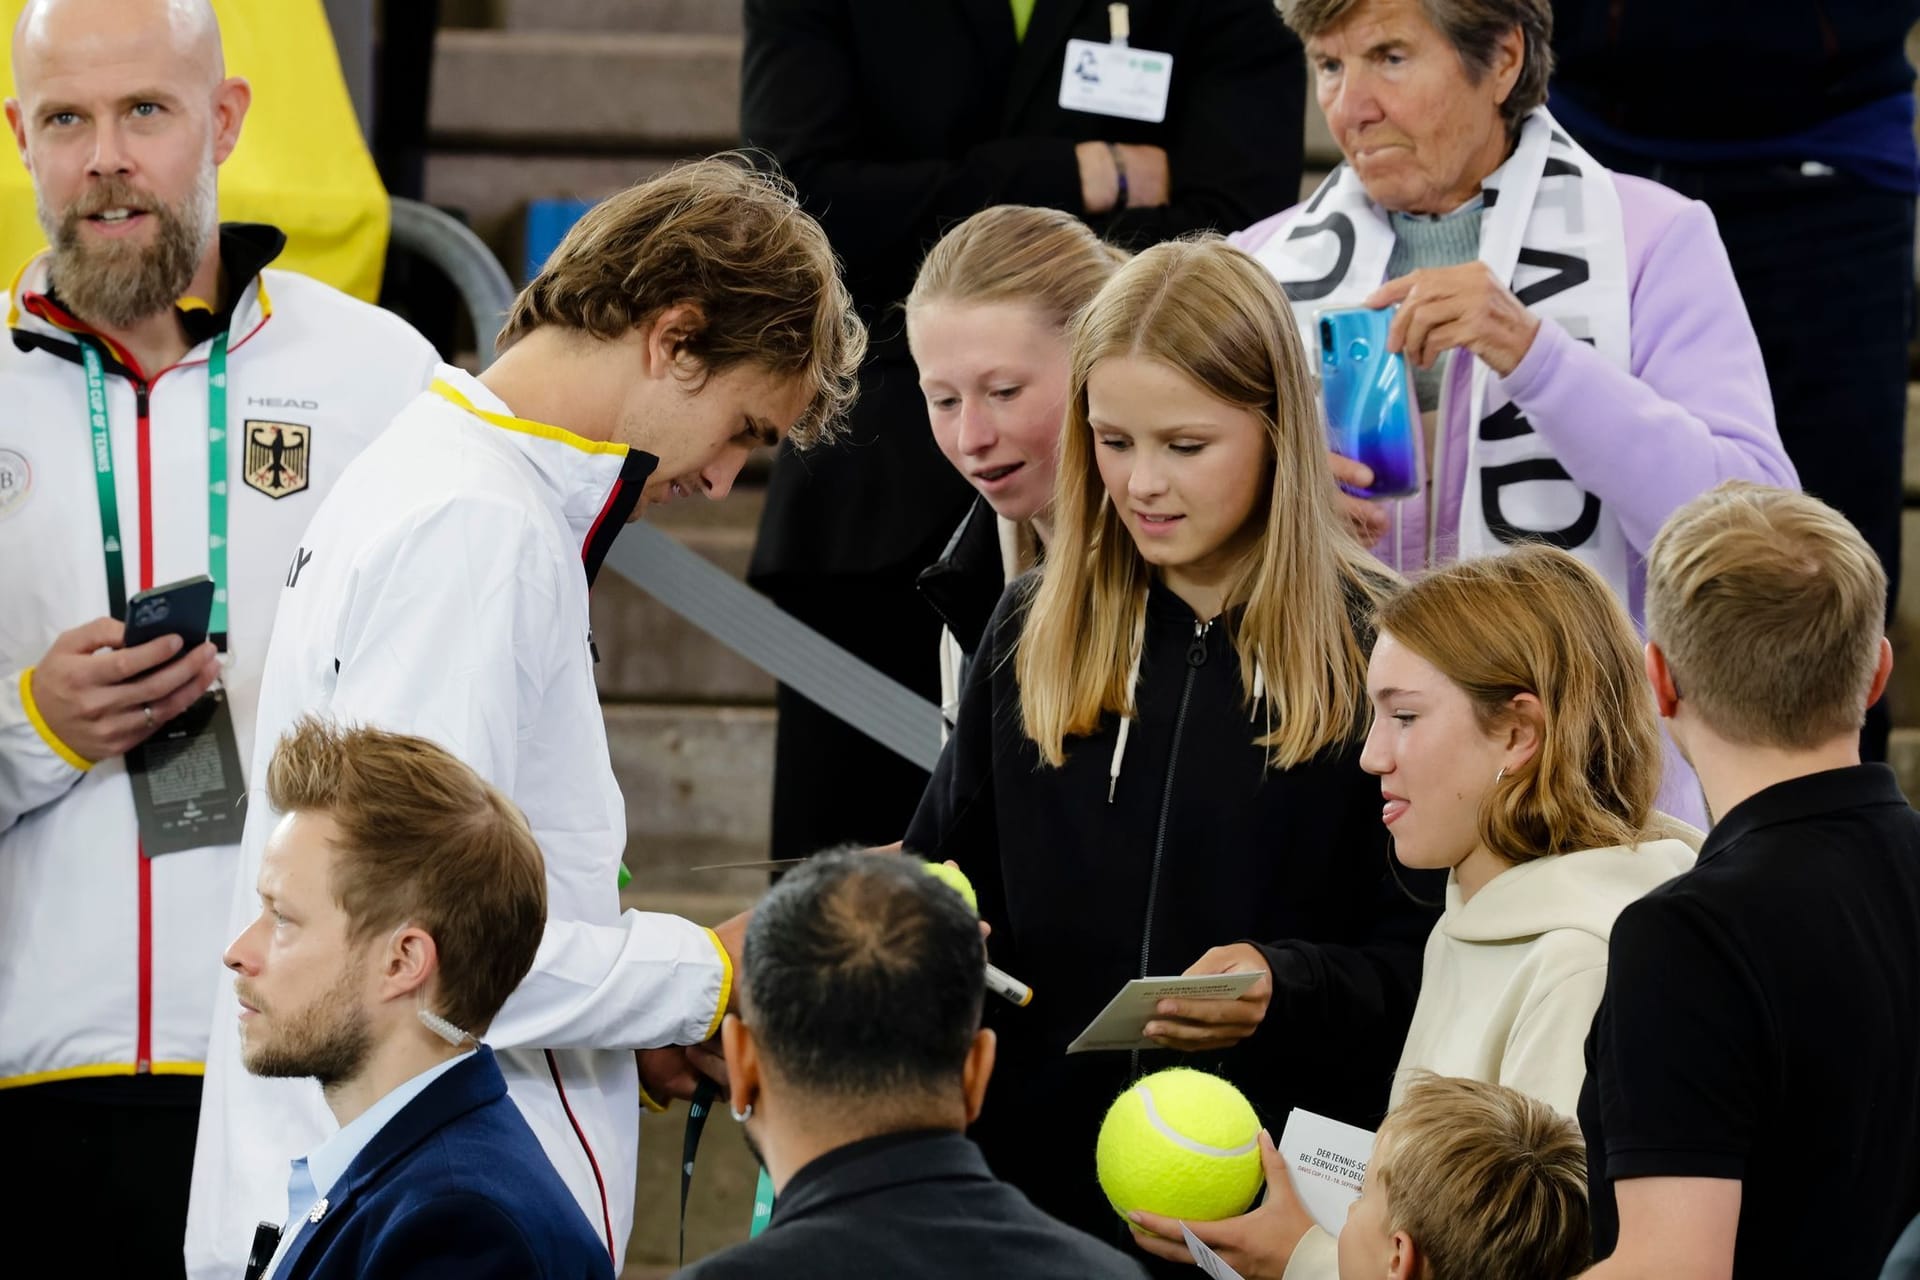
[904, 576, 1441, 1260]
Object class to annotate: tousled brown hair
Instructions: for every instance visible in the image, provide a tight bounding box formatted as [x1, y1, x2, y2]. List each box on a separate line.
[265, 717, 547, 1034]
[498, 152, 866, 447]
[1373, 1072, 1590, 1280]
[906, 204, 1127, 332]
[1376, 546, 1659, 860]
[1647, 482, 1887, 750]
[1279, 0, 1553, 131]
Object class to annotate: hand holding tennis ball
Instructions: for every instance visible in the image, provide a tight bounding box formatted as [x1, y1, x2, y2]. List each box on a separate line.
[1098, 1068, 1266, 1227]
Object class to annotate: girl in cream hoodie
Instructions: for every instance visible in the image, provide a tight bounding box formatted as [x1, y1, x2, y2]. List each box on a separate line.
[1129, 546, 1700, 1280]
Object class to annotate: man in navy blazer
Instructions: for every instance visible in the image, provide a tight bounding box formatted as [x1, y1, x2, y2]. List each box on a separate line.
[221, 717, 612, 1280]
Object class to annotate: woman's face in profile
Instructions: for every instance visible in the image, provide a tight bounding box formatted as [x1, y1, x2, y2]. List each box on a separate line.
[1359, 631, 1507, 872]
[910, 300, 1071, 527]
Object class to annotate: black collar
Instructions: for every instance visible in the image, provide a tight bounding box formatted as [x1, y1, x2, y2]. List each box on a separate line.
[770, 1129, 992, 1227]
[14, 221, 287, 367]
[1700, 763, 1909, 865]
[915, 497, 1012, 653]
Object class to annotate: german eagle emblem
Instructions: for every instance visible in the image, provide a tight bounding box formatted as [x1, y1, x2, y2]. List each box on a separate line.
[243, 421, 311, 499]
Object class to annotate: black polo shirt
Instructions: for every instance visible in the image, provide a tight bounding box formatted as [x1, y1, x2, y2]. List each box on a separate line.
[1580, 764, 1920, 1276]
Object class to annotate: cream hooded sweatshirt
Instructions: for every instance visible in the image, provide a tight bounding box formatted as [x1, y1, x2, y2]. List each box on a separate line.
[1282, 816, 1702, 1280]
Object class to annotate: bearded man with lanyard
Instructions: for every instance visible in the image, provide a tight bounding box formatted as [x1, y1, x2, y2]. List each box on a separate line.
[1231, 0, 1796, 835]
[0, 1, 436, 1274]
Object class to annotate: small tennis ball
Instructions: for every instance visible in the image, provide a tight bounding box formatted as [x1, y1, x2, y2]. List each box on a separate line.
[1096, 1068, 1265, 1224]
[919, 859, 978, 913]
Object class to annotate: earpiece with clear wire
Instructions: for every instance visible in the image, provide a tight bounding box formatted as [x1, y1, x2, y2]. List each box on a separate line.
[386, 920, 476, 1047]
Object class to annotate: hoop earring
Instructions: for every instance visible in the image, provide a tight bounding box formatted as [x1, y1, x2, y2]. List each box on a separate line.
[1495, 766, 1507, 785]
[730, 1102, 754, 1123]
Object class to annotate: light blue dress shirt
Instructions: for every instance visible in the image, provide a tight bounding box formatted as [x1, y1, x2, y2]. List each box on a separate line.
[265, 1052, 473, 1280]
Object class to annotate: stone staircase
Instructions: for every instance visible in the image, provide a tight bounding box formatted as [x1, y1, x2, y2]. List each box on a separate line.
[418, 7, 1920, 1274]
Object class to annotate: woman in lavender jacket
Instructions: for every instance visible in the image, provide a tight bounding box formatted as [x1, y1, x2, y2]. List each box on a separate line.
[1229, 0, 1794, 831]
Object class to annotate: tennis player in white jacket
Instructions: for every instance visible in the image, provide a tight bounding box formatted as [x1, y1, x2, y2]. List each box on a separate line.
[185, 156, 865, 1277]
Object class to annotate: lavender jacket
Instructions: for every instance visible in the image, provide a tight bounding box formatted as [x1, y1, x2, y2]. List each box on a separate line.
[1234, 173, 1798, 825]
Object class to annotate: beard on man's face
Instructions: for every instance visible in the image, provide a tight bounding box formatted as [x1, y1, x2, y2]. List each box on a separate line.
[236, 960, 374, 1089]
[37, 168, 215, 332]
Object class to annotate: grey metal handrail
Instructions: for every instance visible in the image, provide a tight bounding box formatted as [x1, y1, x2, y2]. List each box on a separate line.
[386, 196, 517, 368]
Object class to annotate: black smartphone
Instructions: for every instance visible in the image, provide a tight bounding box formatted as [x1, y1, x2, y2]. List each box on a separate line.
[123, 574, 215, 652]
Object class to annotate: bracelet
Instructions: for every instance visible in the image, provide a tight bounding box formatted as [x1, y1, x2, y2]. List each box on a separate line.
[1107, 141, 1129, 211]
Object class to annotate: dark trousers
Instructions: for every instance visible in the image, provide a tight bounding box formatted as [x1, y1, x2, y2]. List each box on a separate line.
[1581, 150, 1915, 757]
[761, 552, 946, 861]
[0, 1075, 202, 1277]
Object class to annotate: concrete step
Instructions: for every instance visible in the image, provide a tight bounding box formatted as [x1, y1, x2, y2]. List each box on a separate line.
[504, 0, 743, 36]
[1893, 507, 1920, 727]
[593, 485, 775, 705]
[1888, 728, 1920, 802]
[1875, 385, 1919, 727]
[1906, 383, 1920, 500]
[424, 152, 681, 278]
[608, 703, 776, 897]
[429, 31, 741, 151]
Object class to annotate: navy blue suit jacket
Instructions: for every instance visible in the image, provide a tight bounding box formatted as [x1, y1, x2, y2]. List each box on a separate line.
[271, 1046, 614, 1280]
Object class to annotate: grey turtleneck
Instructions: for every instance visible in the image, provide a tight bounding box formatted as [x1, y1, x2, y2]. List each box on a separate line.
[1385, 197, 1485, 410]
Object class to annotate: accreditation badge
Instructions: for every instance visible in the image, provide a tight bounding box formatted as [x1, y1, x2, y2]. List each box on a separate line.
[1057, 39, 1173, 123]
[127, 684, 249, 856]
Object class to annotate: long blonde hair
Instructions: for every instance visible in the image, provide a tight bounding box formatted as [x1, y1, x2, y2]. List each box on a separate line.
[1017, 237, 1394, 769]
[1376, 546, 1659, 861]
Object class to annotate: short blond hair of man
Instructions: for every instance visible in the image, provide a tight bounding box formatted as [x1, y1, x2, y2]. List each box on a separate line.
[265, 716, 548, 1035]
[1370, 1072, 1590, 1280]
[1647, 481, 1887, 750]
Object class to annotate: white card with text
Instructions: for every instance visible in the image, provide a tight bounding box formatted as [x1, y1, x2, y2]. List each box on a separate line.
[1057, 38, 1174, 123]
[1278, 1108, 1376, 1234]
[1065, 972, 1263, 1053]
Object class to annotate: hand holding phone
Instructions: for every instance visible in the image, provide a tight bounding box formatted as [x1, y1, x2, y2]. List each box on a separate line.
[123, 574, 216, 652]
[1318, 306, 1422, 501]
[26, 615, 220, 764]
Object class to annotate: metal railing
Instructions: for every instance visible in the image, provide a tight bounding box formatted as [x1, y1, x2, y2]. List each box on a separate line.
[386, 196, 517, 368]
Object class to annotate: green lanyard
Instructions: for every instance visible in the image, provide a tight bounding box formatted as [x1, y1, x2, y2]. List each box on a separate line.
[79, 333, 230, 639]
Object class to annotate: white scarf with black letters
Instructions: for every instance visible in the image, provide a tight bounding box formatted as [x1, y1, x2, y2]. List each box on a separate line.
[1253, 106, 1631, 595]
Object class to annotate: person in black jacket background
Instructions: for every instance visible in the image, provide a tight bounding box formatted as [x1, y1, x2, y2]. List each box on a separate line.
[905, 240, 1440, 1270]
[1549, 0, 1920, 762]
[741, 0, 1307, 860]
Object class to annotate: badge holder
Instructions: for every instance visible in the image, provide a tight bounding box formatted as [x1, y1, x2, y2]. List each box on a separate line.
[127, 684, 249, 856]
[1058, 2, 1175, 125]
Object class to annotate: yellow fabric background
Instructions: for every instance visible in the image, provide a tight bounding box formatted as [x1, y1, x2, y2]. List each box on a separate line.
[0, 0, 389, 300]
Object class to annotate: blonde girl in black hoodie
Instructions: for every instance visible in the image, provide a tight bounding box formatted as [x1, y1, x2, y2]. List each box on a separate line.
[905, 237, 1439, 1265]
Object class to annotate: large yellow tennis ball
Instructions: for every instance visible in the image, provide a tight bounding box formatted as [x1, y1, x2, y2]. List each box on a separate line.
[919, 859, 978, 913]
[1096, 1069, 1265, 1223]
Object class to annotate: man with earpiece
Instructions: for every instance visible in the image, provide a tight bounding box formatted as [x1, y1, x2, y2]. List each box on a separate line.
[224, 716, 611, 1280]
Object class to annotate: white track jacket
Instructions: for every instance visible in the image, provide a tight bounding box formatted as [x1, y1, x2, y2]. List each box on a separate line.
[185, 367, 732, 1277]
[0, 229, 436, 1095]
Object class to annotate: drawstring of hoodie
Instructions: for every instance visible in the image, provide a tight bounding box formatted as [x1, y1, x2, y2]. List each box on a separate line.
[1108, 605, 1149, 803]
[1250, 661, 1273, 742]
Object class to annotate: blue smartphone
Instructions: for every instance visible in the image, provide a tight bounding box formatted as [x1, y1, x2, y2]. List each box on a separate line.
[1317, 306, 1422, 501]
